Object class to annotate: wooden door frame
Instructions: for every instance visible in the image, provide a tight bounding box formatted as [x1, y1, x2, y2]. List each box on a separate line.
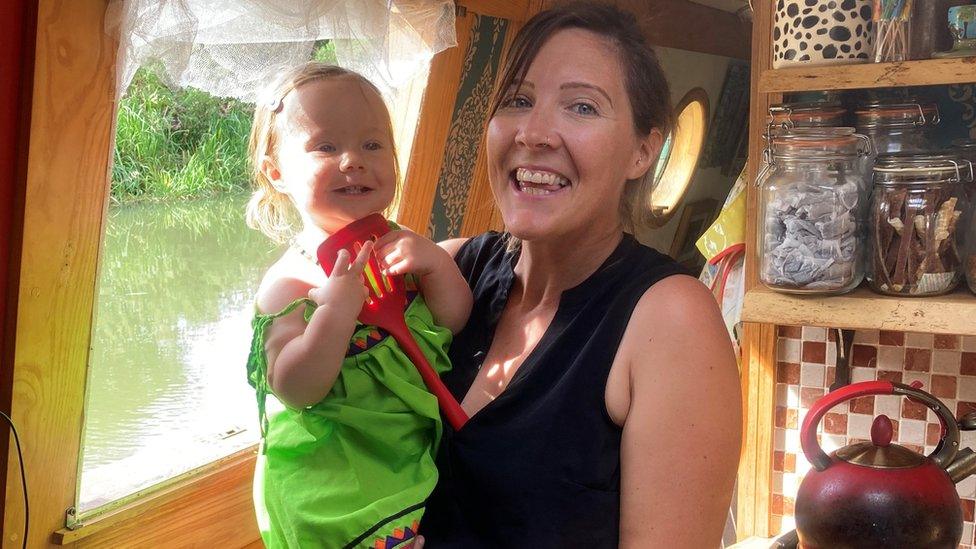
[0, 0, 35, 532]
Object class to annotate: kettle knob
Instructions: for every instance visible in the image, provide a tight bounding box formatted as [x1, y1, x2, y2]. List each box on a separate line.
[871, 415, 893, 447]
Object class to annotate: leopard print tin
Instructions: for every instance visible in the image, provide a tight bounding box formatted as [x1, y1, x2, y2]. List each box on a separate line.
[772, 0, 874, 69]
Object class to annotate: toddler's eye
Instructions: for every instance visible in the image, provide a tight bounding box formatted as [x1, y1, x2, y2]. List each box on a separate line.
[316, 143, 336, 153]
[364, 141, 383, 151]
[570, 102, 598, 116]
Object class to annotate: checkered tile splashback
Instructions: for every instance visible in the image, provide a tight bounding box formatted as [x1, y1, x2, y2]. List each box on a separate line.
[773, 327, 976, 546]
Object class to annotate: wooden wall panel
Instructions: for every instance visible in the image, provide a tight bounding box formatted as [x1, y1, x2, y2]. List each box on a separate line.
[398, 12, 475, 235]
[3, 1, 118, 546]
[542, 0, 751, 59]
[457, 15, 523, 238]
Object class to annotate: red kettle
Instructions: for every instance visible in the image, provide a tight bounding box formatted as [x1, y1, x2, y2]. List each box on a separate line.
[794, 380, 964, 548]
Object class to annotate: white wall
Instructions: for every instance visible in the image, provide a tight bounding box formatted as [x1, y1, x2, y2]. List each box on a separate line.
[636, 46, 740, 256]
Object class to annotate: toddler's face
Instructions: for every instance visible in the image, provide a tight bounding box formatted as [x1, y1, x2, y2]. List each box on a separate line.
[267, 76, 396, 234]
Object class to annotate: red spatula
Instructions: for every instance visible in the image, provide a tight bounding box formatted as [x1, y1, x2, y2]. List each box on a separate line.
[317, 213, 468, 431]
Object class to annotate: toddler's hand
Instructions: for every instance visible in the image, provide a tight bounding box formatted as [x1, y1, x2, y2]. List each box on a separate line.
[374, 229, 445, 278]
[307, 240, 373, 320]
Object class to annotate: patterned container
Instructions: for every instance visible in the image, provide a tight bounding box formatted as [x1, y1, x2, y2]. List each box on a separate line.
[773, 0, 875, 68]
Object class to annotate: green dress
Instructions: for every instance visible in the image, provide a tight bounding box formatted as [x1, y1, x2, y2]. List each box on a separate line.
[246, 290, 451, 549]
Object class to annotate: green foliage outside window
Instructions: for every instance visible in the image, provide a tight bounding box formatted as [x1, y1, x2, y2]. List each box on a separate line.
[111, 41, 337, 201]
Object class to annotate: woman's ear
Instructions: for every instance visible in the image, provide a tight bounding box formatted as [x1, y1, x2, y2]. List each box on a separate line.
[626, 128, 664, 181]
[261, 155, 287, 192]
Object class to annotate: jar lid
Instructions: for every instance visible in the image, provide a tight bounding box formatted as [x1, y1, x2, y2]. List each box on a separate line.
[770, 127, 868, 159]
[952, 138, 976, 150]
[855, 101, 940, 128]
[769, 102, 846, 129]
[873, 153, 973, 184]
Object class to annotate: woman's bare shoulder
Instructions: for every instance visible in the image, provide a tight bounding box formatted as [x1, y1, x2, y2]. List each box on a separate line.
[438, 237, 469, 258]
[621, 273, 735, 380]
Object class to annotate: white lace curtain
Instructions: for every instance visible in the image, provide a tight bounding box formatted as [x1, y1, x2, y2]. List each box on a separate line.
[107, 0, 457, 103]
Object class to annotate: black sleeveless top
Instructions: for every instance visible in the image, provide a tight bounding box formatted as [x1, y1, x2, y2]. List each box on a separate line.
[422, 232, 690, 547]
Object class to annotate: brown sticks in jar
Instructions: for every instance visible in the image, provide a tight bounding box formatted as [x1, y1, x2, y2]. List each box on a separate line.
[873, 185, 962, 295]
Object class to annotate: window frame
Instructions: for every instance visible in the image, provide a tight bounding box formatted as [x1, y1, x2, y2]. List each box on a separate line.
[647, 87, 710, 228]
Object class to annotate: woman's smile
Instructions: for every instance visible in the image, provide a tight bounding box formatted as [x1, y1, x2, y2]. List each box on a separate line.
[511, 167, 571, 196]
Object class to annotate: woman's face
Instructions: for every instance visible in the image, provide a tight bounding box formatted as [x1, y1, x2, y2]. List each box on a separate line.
[486, 28, 657, 243]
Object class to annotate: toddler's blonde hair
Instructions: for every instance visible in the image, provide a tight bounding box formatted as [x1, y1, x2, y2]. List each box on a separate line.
[246, 62, 399, 243]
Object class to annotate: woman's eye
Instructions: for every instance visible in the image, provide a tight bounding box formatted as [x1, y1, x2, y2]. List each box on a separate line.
[570, 102, 598, 116]
[364, 141, 383, 151]
[502, 95, 531, 109]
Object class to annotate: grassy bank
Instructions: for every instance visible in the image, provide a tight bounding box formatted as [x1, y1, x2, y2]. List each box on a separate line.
[112, 42, 338, 202]
[111, 67, 254, 201]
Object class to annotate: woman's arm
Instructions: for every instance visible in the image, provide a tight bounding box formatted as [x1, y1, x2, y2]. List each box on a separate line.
[374, 231, 472, 333]
[258, 246, 371, 408]
[616, 275, 742, 548]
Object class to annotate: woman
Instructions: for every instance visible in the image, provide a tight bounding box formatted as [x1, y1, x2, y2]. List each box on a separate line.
[421, 2, 741, 547]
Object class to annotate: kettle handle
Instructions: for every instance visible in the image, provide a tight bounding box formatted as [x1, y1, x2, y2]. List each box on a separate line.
[801, 380, 960, 471]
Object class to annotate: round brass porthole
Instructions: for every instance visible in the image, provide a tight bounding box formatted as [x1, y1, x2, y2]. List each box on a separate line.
[647, 87, 710, 228]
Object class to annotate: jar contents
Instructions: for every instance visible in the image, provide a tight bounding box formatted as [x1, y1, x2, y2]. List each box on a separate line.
[968, 249, 976, 293]
[764, 179, 862, 291]
[760, 129, 870, 294]
[868, 157, 970, 296]
[874, 0, 915, 62]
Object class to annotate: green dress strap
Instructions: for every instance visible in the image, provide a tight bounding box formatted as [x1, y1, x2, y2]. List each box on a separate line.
[246, 297, 316, 441]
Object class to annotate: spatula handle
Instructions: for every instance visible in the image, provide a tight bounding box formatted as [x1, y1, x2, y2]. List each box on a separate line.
[391, 325, 469, 431]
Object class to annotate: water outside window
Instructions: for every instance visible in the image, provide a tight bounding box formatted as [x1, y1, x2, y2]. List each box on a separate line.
[79, 197, 279, 511]
[77, 64, 280, 513]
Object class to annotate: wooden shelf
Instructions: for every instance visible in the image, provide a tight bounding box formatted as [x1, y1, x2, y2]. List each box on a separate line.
[741, 284, 976, 336]
[759, 57, 976, 93]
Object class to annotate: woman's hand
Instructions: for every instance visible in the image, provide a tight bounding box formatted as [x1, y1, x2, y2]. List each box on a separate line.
[307, 240, 373, 321]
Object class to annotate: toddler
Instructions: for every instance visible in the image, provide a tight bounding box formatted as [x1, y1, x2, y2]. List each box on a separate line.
[244, 62, 471, 548]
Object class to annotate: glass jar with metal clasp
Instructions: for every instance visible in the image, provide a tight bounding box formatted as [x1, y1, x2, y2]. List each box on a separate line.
[758, 128, 872, 294]
[854, 100, 940, 155]
[867, 154, 974, 297]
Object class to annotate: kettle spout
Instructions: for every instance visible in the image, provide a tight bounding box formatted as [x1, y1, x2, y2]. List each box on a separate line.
[947, 448, 976, 483]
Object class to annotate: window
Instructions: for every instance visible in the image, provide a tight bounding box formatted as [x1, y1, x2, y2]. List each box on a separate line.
[77, 41, 432, 516]
[648, 88, 710, 227]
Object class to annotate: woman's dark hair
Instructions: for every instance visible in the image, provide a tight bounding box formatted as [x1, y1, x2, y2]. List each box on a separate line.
[488, 1, 674, 231]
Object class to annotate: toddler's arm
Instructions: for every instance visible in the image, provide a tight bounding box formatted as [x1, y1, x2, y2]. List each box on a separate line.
[374, 229, 472, 333]
[257, 244, 372, 408]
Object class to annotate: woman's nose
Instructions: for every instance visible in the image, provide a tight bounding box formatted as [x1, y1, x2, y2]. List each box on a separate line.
[515, 109, 558, 150]
[339, 151, 366, 172]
